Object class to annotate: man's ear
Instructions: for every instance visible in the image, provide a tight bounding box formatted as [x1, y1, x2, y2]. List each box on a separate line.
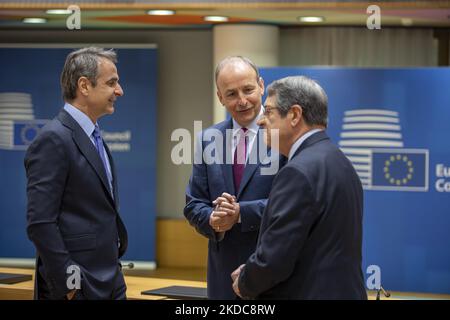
[78, 77, 90, 97]
[217, 89, 224, 106]
[290, 104, 303, 127]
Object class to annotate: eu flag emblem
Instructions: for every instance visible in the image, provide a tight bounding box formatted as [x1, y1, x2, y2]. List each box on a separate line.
[13, 120, 49, 150]
[371, 149, 428, 191]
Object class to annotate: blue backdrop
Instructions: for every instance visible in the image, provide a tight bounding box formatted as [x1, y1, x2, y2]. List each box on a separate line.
[260, 67, 450, 294]
[0, 46, 157, 263]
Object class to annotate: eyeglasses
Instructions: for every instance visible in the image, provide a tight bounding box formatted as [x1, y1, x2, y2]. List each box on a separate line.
[263, 106, 279, 117]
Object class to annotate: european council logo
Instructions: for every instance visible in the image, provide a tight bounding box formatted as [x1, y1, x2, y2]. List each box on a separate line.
[371, 149, 428, 191]
[0, 92, 49, 150]
[338, 108, 429, 192]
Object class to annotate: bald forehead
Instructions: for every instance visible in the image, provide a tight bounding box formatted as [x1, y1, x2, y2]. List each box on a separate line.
[217, 64, 258, 90]
[223, 60, 253, 72]
[215, 58, 258, 82]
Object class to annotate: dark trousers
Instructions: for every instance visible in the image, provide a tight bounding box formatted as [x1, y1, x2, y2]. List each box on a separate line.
[36, 268, 127, 300]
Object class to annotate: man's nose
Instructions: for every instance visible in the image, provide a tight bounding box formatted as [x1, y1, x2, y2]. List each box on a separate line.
[115, 83, 124, 96]
[237, 92, 247, 106]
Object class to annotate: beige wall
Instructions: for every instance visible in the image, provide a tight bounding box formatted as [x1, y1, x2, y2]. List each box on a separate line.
[156, 218, 207, 268]
[280, 27, 437, 67]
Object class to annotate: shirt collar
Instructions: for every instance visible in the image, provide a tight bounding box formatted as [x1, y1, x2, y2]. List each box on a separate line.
[232, 106, 263, 136]
[288, 129, 323, 161]
[63, 103, 97, 138]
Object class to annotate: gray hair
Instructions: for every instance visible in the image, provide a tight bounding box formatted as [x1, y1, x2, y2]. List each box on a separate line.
[215, 56, 260, 83]
[61, 47, 118, 101]
[266, 76, 328, 127]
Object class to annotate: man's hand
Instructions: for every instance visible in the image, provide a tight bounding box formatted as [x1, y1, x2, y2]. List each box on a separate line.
[209, 193, 240, 232]
[231, 264, 245, 298]
[66, 289, 77, 300]
[212, 192, 236, 207]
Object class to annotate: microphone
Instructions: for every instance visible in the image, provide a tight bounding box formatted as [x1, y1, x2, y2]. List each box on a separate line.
[120, 262, 134, 269]
[380, 286, 391, 298]
[376, 286, 391, 300]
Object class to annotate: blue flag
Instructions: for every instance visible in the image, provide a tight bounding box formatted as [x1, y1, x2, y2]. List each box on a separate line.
[12, 120, 49, 150]
[371, 149, 428, 191]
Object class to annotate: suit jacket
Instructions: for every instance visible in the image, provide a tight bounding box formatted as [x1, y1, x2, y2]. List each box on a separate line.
[24, 109, 128, 300]
[238, 131, 367, 299]
[184, 118, 285, 299]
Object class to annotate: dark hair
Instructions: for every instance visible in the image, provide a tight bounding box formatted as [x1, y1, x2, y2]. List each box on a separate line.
[61, 47, 117, 101]
[266, 76, 328, 127]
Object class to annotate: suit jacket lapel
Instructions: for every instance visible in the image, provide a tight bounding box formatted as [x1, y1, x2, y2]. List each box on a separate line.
[57, 109, 115, 206]
[102, 137, 127, 256]
[236, 129, 262, 198]
[292, 130, 329, 160]
[218, 119, 235, 195]
[104, 142, 119, 209]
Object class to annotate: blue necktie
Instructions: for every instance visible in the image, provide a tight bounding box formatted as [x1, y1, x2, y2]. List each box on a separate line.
[93, 125, 113, 196]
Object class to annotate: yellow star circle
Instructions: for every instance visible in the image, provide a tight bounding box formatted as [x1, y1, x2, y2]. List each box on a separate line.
[384, 154, 414, 186]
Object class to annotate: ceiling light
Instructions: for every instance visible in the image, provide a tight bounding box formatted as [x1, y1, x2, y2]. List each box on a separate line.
[46, 9, 72, 15]
[401, 18, 413, 26]
[22, 18, 47, 24]
[147, 10, 175, 16]
[298, 16, 324, 23]
[204, 16, 228, 22]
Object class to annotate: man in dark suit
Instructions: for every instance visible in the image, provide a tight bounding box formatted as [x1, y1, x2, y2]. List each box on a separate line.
[184, 56, 284, 299]
[232, 76, 367, 299]
[24, 47, 128, 300]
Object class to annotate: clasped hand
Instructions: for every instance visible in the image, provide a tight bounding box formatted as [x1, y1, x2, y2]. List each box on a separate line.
[209, 192, 240, 233]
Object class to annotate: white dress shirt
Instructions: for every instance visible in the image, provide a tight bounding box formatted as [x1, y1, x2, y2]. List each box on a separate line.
[231, 107, 263, 163]
[288, 129, 323, 161]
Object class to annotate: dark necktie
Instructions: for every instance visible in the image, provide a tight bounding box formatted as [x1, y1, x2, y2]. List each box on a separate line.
[233, 127, 248, 193]
[93, 125, 113, 196]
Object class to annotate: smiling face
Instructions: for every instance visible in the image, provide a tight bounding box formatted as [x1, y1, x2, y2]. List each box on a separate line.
[216, 61, 264, 127]
[86, 58, 123, 121]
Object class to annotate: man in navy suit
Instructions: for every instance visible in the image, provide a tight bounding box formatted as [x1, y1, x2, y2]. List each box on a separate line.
[232, 76, 367, 299]
[25, 47, 128, 300]
[184, 56, 283, 299]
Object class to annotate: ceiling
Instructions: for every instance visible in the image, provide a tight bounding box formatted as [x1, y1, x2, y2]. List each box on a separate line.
[1, 1, 450, 29]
